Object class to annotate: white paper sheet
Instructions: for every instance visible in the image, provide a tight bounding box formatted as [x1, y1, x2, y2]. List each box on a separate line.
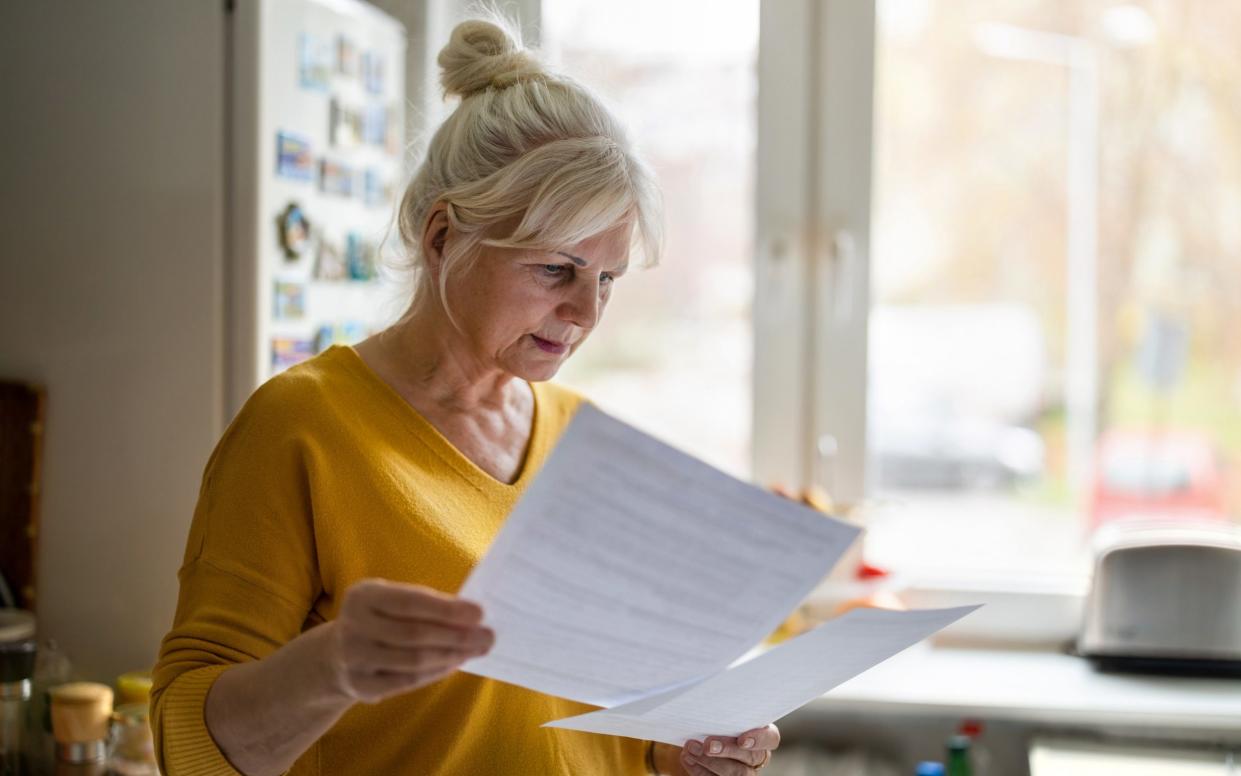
[458, 403, 863, 707]
[543, 605, 980, 746]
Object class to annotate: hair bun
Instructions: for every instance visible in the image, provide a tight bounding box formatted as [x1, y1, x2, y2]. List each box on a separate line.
[438, 19, 545, 98]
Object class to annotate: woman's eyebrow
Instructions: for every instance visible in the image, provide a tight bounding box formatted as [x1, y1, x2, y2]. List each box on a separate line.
[555, 251, 588, 267]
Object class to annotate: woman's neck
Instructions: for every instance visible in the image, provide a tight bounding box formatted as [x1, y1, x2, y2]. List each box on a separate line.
[364, 304, 521, 416]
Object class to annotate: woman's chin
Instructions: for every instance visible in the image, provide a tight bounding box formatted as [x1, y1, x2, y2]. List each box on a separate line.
[508, 357, 563, 383]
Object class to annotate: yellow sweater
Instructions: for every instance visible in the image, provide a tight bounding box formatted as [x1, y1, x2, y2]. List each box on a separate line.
[152, 345, 649, 775]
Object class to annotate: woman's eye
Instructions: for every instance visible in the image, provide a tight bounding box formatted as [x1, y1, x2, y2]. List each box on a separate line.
[600, 273, 614, 285]
[541, 264, 567, 277]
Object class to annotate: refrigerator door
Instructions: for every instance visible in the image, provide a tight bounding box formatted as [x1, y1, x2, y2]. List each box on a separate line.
[229, 0, 406, 415]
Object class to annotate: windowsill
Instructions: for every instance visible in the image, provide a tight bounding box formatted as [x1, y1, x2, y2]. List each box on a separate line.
[811, 643, 1241, 735]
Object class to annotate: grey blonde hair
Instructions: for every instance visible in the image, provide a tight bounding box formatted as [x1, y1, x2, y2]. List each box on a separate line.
[396, 15, 663, 314]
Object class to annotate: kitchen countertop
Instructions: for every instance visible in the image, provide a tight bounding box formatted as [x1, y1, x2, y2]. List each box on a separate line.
[811, 643, 1241, 735]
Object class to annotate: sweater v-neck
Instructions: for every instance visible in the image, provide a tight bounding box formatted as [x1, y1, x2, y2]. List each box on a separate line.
[333, 345, 544, 496]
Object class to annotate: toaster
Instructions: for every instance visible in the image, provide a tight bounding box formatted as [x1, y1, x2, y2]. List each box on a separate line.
[1078, 521, 1241, 676]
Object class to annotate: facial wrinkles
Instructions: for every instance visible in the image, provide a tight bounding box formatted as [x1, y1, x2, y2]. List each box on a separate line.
[503, 233, 628, 358]
[520, 265, 602, 347]
[561, 269, 617, 342]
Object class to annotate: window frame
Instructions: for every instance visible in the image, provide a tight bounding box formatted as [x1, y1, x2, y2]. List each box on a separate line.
[754, 3, 1091, 636]
[465, 0, 1080, 638]
[753, 0, 874, 506]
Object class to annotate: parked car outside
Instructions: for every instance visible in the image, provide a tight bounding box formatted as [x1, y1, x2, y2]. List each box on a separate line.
[1088, 429, 1230, 531]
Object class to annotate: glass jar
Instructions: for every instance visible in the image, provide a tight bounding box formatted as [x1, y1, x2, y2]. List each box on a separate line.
[48, 683, 112, 765]
[0, 610, 38, 776]
[109, 703, 156, 775]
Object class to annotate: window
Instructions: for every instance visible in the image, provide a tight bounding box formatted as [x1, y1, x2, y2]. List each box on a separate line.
[864, 0, 1241, 580]
[542, 0, 759, 478]
[534, 0, 1241, 588]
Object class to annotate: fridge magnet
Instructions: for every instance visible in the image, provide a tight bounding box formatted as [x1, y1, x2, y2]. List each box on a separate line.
[275, 202, 312, 260]
[313, 235, 347, 281]
[363, 105, 387, 146]
[314, 324, 336, 354]
[362, 51, 385, 95]
[336, 35, 359, 78]
[314, 321, 370, 354]
[386, 106, 402, 157]
[319, 159, 354, 197]
[271, 337, 315, 371]
[329, 97, 361, 148]
[362, 169, 391, 208]
[345, 232, 377, 280]
[298, 33, 331, 91]
[362, 170, 381, 207]
[275, 132, 315, 181]
[340, 320, 369, 343]
[273, 280, 306, 320]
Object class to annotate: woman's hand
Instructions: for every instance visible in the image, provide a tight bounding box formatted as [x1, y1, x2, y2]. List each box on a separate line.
[656, 725, 780, 775]
[324, 578, 495, 704]
[202, 579, 492, 776]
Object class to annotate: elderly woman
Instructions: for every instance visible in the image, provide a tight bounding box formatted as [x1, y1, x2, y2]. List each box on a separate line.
[152, 17, 779, 776]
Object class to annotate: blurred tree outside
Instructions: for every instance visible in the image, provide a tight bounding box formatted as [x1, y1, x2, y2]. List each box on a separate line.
[872, 0, 1241, 520]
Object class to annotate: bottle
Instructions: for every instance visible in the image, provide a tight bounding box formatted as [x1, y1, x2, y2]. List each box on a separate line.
[916, 763, 945, 776]
[28, 638, 74, 770]
[48, 683, 112, 766]
[958, 719, 991, 774]
[0, 610, 39, 776]
[946, 734, 972, 776]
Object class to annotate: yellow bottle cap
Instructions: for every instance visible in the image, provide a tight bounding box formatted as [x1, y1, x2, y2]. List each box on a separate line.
[116, 669, 153, 705]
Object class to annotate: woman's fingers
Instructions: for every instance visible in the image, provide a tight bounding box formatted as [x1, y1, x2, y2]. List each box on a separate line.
[341, 578, 493, 652]
[680, 761, 721, 776]
[736, 724, 781, 752]
[681, 726, 780, 774]
[347, 578, 484, 627]
[345, 605, 494, 651]
[329, 578, 495, 702]
[346, 638, 486, 675]
[679, 748, 750, 776]
[689, 736, 768, 768]
[338, 638, 489, 703]
[701, 724, 780, 761]
[729, 725, 779, 754]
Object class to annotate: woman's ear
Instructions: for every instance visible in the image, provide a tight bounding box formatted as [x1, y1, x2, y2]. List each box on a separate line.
[421, 203, 450, 281]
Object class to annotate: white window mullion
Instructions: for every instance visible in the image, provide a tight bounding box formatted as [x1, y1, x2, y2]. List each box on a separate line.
[810, 0, 875, 506]
[755, 0, 875, 504]
[753, 0, 818, 491]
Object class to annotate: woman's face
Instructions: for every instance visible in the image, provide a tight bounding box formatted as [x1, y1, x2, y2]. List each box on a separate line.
[442, 226, 631, 382]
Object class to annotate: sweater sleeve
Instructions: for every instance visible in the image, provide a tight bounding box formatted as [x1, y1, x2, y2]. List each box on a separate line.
[151, 379, 323, 775]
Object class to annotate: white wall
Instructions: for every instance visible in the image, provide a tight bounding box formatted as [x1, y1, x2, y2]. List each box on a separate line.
[0, 2, 227, 682]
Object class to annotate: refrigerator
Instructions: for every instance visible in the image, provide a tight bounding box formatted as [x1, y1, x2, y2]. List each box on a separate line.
[0, 0, 416, 695]
[228, 0, 408, 415]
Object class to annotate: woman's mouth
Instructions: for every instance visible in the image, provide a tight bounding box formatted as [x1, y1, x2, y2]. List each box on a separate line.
[530, 334, 569, 354]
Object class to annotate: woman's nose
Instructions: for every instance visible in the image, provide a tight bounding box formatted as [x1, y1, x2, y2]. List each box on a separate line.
[557, 280, 601, 330]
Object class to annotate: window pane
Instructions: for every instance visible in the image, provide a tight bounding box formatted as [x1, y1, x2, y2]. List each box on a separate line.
[867, 0, 1241, 578]
[542, 0, 758, 477]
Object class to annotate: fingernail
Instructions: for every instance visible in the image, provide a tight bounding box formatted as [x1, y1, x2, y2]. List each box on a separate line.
[742, 737, 755, 749]
[687, 741, 703, 756]
[708, 741, 722, 754]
